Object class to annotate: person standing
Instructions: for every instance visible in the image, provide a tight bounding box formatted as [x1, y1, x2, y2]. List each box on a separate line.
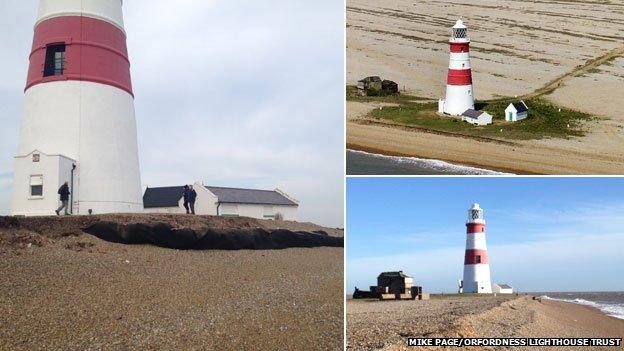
[189, 185, 197, 215]
[182, 185, 191, 214]
[55, 182, 71, 216]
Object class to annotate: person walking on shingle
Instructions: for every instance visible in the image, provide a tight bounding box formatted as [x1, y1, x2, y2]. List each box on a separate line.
[189, 185, 197, 215]
[55, 182, 71, 216]
[182, 185, 191, 214]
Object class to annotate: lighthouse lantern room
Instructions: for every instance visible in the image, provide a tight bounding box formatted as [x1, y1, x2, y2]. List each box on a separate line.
[438, 19, 475, 116]
[461, 203, 492, 294]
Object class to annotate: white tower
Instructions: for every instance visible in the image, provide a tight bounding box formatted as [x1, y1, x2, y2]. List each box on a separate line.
[438, 19, 475, 116]
[461, 203, 492, 293]
[11, 0, 143, 216]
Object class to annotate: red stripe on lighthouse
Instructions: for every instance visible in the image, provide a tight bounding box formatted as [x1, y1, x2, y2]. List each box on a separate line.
[447, 69, 473, 85]
[26, 16, 133, 96]
[450, 42, 470, 53]
[466, 223, 485, 233]
[464, 249, 488, 264]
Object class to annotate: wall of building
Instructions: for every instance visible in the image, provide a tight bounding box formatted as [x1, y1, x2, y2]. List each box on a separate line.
[37, 0, 125, 29]
[17, 81, 143, 216]
[193, 184, 218, 215]
[462, 264, 492, 293]
[219, 203, 298, 221]
[11, 152, 76, 216]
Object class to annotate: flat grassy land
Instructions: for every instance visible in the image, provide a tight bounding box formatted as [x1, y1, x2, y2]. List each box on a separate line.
[347, 86, 597, 140]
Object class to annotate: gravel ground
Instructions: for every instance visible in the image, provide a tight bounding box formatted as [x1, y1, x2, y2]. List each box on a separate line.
[347, 295, 516, 350]
[348, 296, 624, 351]
[0, 216, 344, 350]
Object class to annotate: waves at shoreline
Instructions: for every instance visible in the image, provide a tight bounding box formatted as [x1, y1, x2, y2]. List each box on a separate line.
[347, 149, 512, 175]
[540, 294, 624, 320]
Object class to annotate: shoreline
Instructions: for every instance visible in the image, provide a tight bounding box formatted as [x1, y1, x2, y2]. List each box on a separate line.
[347, 145, 524, 175]
[347, 118, 624, 175]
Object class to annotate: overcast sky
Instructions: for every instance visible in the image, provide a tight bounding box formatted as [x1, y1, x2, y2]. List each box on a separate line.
[347, 178, 624, 293]
[0, 1, 344, 227]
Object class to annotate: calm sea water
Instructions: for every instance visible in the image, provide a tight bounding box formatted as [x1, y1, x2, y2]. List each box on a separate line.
[534, 292, 624, 320]
[347, 150, 511, 175]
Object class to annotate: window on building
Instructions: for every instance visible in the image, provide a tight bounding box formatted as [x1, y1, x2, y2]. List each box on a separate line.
[30, 175, 43, 197]
[32, 154, 40, 162]
[263, 205, 275, 219]
[44, 44, 66, 77]
[476, 255, 481, 264]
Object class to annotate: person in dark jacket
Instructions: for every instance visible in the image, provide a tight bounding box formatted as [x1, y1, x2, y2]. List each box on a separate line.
[182, 185, 190, 214]
[188, 186, 197, 215]
[55, 182, 71, 215]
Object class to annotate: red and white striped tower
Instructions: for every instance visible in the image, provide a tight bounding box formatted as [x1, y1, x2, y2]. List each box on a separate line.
[462, 203, 492, 294]
[438, 19, 475, 116]
[11, 0, 143, 215]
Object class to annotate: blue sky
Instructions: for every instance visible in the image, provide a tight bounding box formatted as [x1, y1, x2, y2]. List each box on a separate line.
[0, 1, 344, 227]
[347, 178, 624, 293]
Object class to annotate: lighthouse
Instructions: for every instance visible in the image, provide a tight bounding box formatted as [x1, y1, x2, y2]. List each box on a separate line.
[438, 19, 475, 116]
[11, 0, 143, 216]
[461, 203, 492, 294]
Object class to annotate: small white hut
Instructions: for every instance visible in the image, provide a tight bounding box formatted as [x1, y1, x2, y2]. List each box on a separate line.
[462, 109, 492, 126]
[505, 101, 529, 122]
[492, 283, 514, 294]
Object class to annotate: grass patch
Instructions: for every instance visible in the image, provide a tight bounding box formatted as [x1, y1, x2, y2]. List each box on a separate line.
[347, 86, 595, 140]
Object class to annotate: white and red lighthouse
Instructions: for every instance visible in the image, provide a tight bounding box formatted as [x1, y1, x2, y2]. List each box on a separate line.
[11, 0, 143, 216]
[461, 203, 492, 294]
[438, 19, 475, 116]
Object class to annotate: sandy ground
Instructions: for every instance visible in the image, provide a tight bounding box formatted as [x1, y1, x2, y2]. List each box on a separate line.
[346, 0, 624, 174]
[0, 216, 344, 350]
[347, 296, 624, 351]
[347, 0, 624, 99]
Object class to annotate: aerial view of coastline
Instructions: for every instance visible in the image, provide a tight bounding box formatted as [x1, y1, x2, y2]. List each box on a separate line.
[346, 0, 624, 175]
[346, 178, 624, 350]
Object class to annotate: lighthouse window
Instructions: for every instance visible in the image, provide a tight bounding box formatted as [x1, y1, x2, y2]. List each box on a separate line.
[30, 175, 43, 197]
[44, 44, 66, 77]
[476, 255, 481, 263]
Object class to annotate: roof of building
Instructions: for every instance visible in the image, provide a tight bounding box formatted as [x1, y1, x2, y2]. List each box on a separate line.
[143, 185, 298, 208]
[498, 284, 513, 289]
[358, 76, 382, 83]
[462, 109, 483, 119]
[204, 186, 298, 206]
[509, 101, 528, 113]
[143, 186, 184, 208]
[378, 271, 411, 278]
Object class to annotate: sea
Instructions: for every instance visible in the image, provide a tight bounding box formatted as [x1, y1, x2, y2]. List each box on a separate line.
[535, 292, 624, 320]
[346, 149, 511, 175]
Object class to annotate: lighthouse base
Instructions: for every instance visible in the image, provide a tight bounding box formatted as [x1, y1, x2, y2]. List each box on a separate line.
[462, 264, 492, 294]
[443, 85, 475, 116]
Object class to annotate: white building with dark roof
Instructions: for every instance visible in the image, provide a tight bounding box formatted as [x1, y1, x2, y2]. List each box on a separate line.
[505, 101, 529, 122]
[492, 283, 514, 294]
[142, 182, 299, 221]
[461, 109, 492, 126]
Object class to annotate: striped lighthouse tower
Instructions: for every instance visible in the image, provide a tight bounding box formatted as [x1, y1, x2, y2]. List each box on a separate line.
[11, 0, 143, 216]
[438, 19, 475, 116]
[461, 203, 492, 294]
